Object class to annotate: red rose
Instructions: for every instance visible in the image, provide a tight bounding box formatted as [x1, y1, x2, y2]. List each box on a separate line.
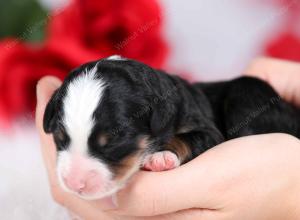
[265, 32, 300, 62]
[47, 0, 168, 68]
[0, 40, 71, 126]
[262, 0, 300, 62]
[0, 0, 169, 125]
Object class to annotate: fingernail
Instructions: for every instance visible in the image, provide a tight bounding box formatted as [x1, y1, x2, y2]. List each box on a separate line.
[36, 77, 61, 105]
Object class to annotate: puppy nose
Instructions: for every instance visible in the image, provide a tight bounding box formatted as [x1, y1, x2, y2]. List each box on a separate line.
[63, 176, 86, 192]
[63, 170, 102, 194]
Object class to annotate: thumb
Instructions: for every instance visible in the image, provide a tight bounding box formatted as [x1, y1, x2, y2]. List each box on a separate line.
[35, 76, 62, 131]
[35, 76, 62, 189]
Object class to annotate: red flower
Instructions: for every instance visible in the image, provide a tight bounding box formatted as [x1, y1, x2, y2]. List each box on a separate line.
[0, 0, 169, 125]
[47, 0, 168, 68]
[261, 0, 300, 62]
[0, 40, 70, 125]
[265, 32, 300, 62]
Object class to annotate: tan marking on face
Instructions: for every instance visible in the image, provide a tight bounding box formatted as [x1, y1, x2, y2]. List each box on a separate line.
[165, 137, 191, 163]
[98, 134, 109, 146]
[113, 153, 141, 181]
[138, 136, 150, 149]
[112, 136, 150, 183]
[55, 127, 66, 142]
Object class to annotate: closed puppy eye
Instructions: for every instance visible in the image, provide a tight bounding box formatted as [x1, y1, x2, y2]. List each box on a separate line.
[53, 126, 69, 151]
[55, 127, 67, 143]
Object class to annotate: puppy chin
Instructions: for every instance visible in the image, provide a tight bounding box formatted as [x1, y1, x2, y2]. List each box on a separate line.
[79, 183, 125, 201]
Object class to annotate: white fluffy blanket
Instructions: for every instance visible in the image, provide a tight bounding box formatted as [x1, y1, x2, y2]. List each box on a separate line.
[0, 124, 69, 220]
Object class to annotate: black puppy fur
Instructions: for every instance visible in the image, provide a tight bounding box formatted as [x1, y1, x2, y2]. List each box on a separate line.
[44, 58, 300, 170]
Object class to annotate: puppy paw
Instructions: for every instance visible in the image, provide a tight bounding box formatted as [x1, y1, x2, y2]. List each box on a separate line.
[142, 151, 180, 172]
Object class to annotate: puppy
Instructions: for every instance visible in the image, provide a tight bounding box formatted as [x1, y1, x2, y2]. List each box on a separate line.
[43, 55, 300, 200]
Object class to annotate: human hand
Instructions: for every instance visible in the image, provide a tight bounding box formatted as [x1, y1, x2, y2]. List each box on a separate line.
[36, 57, 300, 220]
[110, 135, 300, 220]
[245, 57, 300, 106]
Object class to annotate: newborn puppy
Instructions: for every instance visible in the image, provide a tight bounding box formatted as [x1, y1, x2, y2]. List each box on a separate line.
[43, 55, 300, 200]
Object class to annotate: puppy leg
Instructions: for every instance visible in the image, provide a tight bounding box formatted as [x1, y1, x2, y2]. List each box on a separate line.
[142, 136, 191, 171]
[142, 151, 180, 172]
[142, 128, 224, 171]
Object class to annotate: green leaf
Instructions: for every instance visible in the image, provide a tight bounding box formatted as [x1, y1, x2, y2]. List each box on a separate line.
[0, 0, 48, 42]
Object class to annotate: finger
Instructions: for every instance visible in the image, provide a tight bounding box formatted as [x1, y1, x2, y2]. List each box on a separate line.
[140, 209, 217, 220]
[111, 209, 216, 220]
[61, 198, 112, 220]
[110, 134, 300, 217]
[35, 76, 62, 131]
[35, 76, 62, 187]
[245, 57, 300, 106]
[110, 153, 221, 217]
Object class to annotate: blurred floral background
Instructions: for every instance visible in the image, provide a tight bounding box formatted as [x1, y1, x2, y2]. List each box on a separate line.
[0, 0, 300, 219]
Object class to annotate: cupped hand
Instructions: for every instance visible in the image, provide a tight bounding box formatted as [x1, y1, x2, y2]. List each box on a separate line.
[112, 133, 300, 220]
[36, 57, 300, 220]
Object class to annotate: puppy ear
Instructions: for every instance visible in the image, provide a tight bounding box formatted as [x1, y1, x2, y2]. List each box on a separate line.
[150, 100, 177, 136]
[43, 89, 62, 133]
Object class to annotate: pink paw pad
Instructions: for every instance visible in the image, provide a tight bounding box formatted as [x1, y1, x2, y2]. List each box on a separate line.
[143, 151, 180, 172]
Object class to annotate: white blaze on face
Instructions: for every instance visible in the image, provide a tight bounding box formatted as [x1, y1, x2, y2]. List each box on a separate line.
[63, 65, 105, 154]
[106, 55, 126, 61]
[56, 65, 114, 199]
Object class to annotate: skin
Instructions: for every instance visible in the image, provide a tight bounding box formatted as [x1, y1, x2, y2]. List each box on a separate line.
[36, 57, 300, 220]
